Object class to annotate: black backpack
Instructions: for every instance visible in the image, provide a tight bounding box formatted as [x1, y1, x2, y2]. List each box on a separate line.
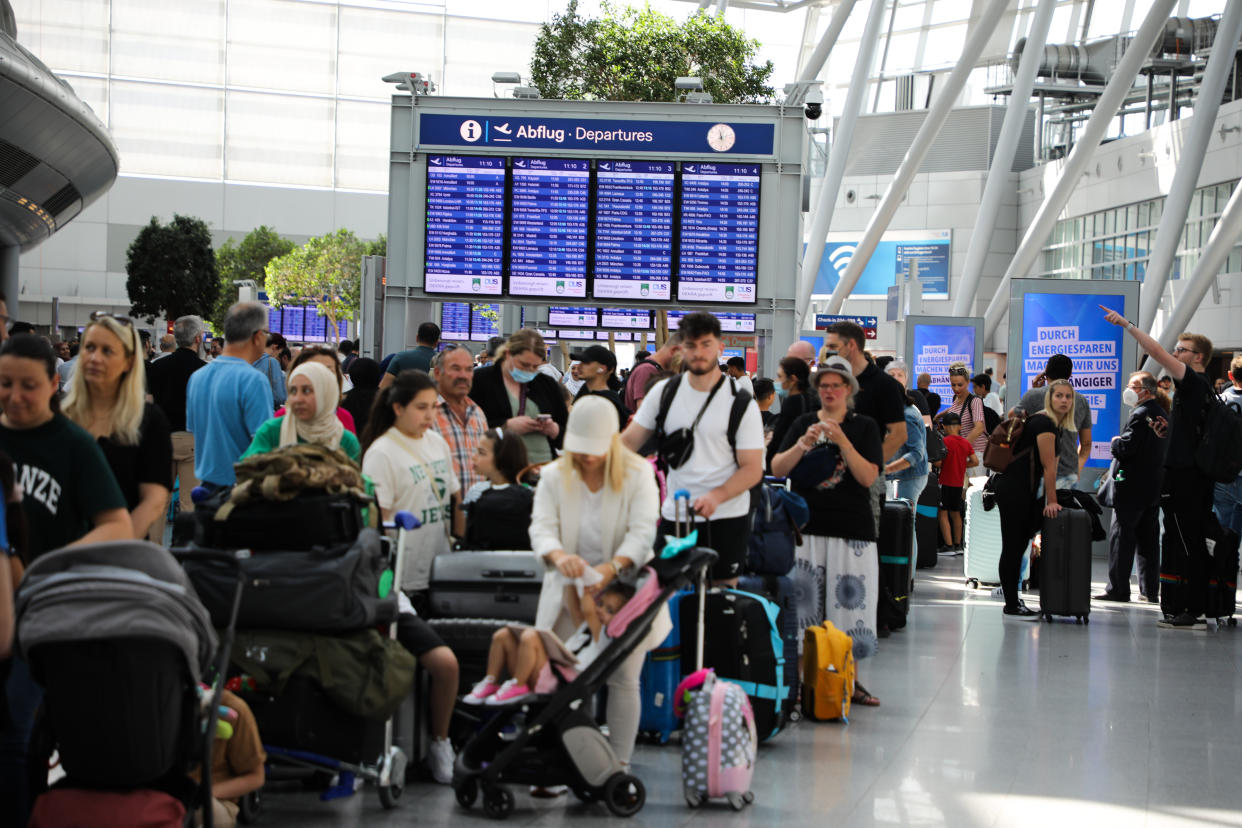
[981, 402, 1002, 434]
[653, 374, 753, 463]
[1195, 393, 1242, 483]
[463, 485, 535, 550]
[925, 425, 947, 463]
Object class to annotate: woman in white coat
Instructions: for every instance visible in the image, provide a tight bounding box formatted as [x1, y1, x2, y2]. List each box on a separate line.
[529, 395, 663, 770]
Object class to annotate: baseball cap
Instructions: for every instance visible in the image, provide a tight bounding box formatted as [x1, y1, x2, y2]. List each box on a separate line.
[563, 394, 618, 455]
[569, 344, 617, 372]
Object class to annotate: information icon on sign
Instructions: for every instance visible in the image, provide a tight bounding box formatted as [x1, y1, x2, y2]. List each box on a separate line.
[460, 120, 483, 142]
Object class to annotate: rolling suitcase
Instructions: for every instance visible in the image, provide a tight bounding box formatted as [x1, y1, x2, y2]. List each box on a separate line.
[1206, 528, 1240, 625]
[964, 481, 1003, 588]
[736, 573, 800, 721]
[877, 498, 913, 630]
[425, 617, 507, 695]
[638, 590, 688, 744]
[1038, 508, 1092, 623]
[915, 475, 940, 569]
[427, 550, 543, 622]
[677, 671, 757, 810]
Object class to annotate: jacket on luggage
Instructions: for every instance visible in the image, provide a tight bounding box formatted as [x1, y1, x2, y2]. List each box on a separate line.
[1109, 398, 1168, 509]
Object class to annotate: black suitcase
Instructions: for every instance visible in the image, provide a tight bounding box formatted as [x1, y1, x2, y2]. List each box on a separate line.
[426, 617, 508, 695]
[1038, 508, 1092, 623]
[915, 476, 940, 569]
[877, 498, 914, 630]
[427, 551, 543, 622]
[180, 529, 397, 633]
[192, 488, 369, 551]
[679, 588, 787, 741]
[1206, 528, 1240, 624]
[736, 574, 800, 721]
[239, 675, 385, 764]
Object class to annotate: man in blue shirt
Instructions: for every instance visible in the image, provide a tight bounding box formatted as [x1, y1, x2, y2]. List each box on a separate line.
[380, 321, 440, 389]
[253, 332, 287, 408]
[187, 302, 274, 489]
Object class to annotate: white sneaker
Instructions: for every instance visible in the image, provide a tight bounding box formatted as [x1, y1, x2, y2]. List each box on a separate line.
[428, 737, 454, 785]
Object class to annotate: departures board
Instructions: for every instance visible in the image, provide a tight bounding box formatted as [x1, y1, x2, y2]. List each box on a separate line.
[422, 155, 760, 305]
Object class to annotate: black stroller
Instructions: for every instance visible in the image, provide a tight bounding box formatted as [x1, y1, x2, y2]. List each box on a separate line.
[16, 540, 244, 827]
[452, 545, 717, 819]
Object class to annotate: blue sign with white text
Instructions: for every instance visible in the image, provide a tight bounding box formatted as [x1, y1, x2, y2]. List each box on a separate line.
[811, 236, 951, 298]
[419, 114, 776, 156]
[912, 324, 976, 414]
[1020, 292, 1126, 469]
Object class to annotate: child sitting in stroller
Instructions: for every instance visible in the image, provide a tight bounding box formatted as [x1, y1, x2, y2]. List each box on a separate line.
[463, 582, 636, 706]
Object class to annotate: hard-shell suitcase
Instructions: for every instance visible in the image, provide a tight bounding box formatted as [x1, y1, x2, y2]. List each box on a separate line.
[239, 675, 385, 765]
[915, 475, 940, 569]
[679, 673, 757, 811]
[427, 550, 543, 623]
[1038, 508, 1093, 623]
[1206, 527, 1240, 625]
[638, 590, 688, 744]
[192, 488, 369, 552]
[877, 498, 914, 629]
[736, 573, 800, 720]
[964, 481, 1003, 588]
[424, 617, 508, 696]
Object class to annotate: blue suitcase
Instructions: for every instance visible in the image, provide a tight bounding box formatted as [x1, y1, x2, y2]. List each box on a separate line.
[638, 590, 687, 744]
[737, 574, 800, 721]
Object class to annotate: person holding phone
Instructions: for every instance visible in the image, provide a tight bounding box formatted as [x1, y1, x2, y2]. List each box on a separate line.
[471, 329, 568, 465]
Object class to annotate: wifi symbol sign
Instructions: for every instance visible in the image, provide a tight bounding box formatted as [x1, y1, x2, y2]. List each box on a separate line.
[828, 244, 857, 278]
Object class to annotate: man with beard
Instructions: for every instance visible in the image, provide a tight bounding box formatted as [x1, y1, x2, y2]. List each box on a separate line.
[432, 342, 490, 494]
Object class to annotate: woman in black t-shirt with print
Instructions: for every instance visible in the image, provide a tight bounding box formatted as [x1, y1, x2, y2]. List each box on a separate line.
[993, 379, 1069, 618]
[772, 356, 883, 708]
[63, 313, 172, 541]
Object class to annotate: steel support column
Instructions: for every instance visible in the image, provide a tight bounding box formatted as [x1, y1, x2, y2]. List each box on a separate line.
[953, 0, 1057, 318]
[981, 0, 1181, 344]
[796, 0, 890, 327]
[825, 0, 1011, 314]
[793, 0, 859, 95]
[1136, 0, 1242, 333]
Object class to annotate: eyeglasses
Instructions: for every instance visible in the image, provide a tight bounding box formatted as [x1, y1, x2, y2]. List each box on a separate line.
[89, 311, 133, 328]
[1173, 346, 1198, 355]
[819, 382, 849, 391]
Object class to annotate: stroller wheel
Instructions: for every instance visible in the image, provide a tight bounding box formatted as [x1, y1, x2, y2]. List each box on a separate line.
[378, 780, 402, 810]
[237, 790, 262, 824]
[456, 778, 479, 810]
[572, 786, 600, 803]
[482, 785, 515, 819]
[603, 773, 645, 818]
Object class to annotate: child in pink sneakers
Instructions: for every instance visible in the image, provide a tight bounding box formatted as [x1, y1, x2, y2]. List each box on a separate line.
[464, 582, 635, 706]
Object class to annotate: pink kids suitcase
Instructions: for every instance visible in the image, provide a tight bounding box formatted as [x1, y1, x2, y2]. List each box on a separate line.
[675, 669, 757, 810]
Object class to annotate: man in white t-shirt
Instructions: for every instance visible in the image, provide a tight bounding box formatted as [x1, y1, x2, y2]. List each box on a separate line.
[623, 312, 764, 585]
[725, 356, 755, 398]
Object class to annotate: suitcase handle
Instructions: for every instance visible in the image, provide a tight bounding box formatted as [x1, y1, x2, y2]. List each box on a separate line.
[481, 569, 538, 579]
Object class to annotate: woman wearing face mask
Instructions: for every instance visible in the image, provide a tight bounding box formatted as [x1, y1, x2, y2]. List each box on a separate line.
[937, 362, 987, 478]
[992, 379, 1071, 619]
[571, 344, 628, 430]
[765, 356, 812, 471]
[63, 313, 173, 540]
[240, 362, 362, 462]
[529, 394, 661, 772]
[471, 329, 569, 465]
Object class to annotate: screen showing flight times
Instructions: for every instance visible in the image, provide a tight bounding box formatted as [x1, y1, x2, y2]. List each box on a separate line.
[547, 306, 598, 327]
[592, 160, 675, 300]
[424, 155, 505, 295]
[677, 163, 760, 303]
[600, 308, 652, 329]
[667, 310, 756, 332]
[509, 157, 590, 298]
[440, 302, 471, 341]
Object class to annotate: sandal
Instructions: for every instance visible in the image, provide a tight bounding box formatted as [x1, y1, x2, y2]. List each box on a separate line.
[852, 682, 881, 707]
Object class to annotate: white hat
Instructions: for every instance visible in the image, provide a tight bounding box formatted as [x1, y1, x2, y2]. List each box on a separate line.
[815, 356, 859, 394]
[563, 394, 618, 455]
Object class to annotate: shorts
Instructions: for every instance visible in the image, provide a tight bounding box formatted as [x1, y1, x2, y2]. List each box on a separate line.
[396, 612, 447, 658]
[939, 485, 963, 512]
[656, 513, 750, 581]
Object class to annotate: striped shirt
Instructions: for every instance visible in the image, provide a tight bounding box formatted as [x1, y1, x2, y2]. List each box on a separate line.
[433, 394, 489, 493]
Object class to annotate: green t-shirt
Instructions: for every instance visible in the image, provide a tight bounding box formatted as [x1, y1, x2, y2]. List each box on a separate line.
[240, 416, 362, 463]
[0, 414, 127, 560]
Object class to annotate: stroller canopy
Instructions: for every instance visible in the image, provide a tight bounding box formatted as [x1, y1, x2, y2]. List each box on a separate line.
[16, 541, 219, 684]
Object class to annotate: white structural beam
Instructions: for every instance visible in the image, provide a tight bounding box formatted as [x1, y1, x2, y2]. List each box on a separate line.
[952, 0, 1057, 318]
[791, 0, 859, 101]
[1143, 180, 1242, 374]
[1137, 0, 1242, 332]
[982, 0, 1181, 343]
[825, 0, 1011, 314]
[796, 0, 890, 326]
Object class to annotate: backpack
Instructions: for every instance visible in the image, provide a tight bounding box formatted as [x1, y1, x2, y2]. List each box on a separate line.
[746, 482, 809, 576]
[981, 401, 1002, 434]
[654, 374, 753, 463]
[801, 620, 855, 722]
[618, 356, 656, 401]
[925, 425, 947, 463]
[1195, 393, 1242, 483]
[463, 485, 535, 550]
[982, 410, 1032, 474]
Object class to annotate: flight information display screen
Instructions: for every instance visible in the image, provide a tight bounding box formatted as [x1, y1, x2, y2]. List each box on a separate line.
[440, 302, 471, 341]
[509, 158, 590, 298]
[667, 310, 756, 332]
[592, 160, 675, 300]
[596, 331, 633, 341]
[548, 306, 598, 327]
[470, 303, 501, 342]
[424, 155, 505, 295]
[677, 162, 760, 303]
[600, 307, 652, 329]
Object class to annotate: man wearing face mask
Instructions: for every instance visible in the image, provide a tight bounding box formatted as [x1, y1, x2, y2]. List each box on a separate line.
[147, 315, 208, 514]
[471, 328, 568, 465]
[571, 345, 629, 429]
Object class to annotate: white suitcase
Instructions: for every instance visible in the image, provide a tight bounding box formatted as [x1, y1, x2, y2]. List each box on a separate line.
[963, 481, 1003, 588]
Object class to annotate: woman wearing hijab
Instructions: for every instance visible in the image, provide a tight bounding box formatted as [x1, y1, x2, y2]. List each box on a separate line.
[241, 361, 362, 462]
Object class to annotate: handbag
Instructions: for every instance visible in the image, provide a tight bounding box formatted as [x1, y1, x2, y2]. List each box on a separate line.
[1096, 459, 1119, 508]
[789, 442, 841, 489]
[658, 375, 726, 470]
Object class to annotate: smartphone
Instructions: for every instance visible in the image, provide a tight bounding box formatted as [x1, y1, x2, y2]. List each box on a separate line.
[537, 413, 552, 422]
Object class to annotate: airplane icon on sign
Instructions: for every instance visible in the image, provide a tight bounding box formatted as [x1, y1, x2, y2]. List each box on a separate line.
[430, 157, 442, 165]
[685, 165, 697, 173]
[494, 123, 513, 135]
[600, 162, 611, 171]
[514, 159, 526, 167]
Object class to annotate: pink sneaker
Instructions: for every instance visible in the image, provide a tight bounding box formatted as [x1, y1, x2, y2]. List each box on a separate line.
[462, 677, 501, 705]
[485, 678, 534, 706]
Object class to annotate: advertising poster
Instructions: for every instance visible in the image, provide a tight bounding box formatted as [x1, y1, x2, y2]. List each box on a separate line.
[912, 324, 976, 414]
[810, 229, 951, 299]
[1019, 291, 1126, 469]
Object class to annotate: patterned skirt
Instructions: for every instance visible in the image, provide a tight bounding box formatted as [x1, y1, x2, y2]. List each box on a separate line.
[792, 534, 880, 662]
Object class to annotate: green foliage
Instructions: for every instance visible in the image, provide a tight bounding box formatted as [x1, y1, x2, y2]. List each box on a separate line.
[211, 226, 295, 331]
[530, 1, 774, 104]
[264, 229, 367, 344]
[126, 214, 220, 324]
[366, 233, 387, 257]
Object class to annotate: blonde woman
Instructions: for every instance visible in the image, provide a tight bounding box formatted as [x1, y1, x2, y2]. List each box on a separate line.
[992, 378, 1072, 619]
[241, 362, 361, 462]
[63, 313, 172, 540]
[471, 328, 569, 465]
[528, 395, 661, 770]
[938, 361, 987, 476]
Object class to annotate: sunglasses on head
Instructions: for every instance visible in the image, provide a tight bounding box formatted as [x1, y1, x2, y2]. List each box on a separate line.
[89, 311, 133, 328]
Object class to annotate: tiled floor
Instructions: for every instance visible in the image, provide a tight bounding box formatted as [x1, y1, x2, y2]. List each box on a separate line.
[258, 557, 1242, 827]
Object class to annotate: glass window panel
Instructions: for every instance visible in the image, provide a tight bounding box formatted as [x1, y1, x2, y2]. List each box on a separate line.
[1126, 204, 1138, 231]
[111, 0, 225, 84]
[64, 76, 109, 126]
[335, 99, 389, 191]
[1150, 198, 1163, 224]
[226, 91, 333, 187]
[10, 0, 111, 74]
[893, 1, 929, 31]
[1227, 246, 1241, 274]
[443, 16, 539, 98]
[1070, 218, 1082, 242]
[1092, 242, 1106, 264]
[228, 0, 337, 94]
[1135, 232, 1149, 257]
[338, 7, 444, 99]
[929, 0, 974, 26]
[882, 31, 925, 73]
[110, 81, 223, 178]
[1135, 260, 1146, 282]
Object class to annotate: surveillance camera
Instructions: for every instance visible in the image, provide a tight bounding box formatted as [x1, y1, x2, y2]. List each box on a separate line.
[845, 189, 856, 204]
[805, 102, 822, 120]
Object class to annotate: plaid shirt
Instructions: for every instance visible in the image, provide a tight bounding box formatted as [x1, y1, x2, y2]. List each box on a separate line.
[433, 394, 489, 493]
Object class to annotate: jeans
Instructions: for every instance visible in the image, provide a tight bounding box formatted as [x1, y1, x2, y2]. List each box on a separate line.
[1105, 505, 1160, 600]
[0, 657, 43, 827]
[893, 476, 925, 504]
[1213, 477, 1242, 535]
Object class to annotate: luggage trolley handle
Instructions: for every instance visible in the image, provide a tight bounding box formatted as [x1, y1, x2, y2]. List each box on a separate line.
[673, 489, 710, 674]
[385, 510, 422, 624]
